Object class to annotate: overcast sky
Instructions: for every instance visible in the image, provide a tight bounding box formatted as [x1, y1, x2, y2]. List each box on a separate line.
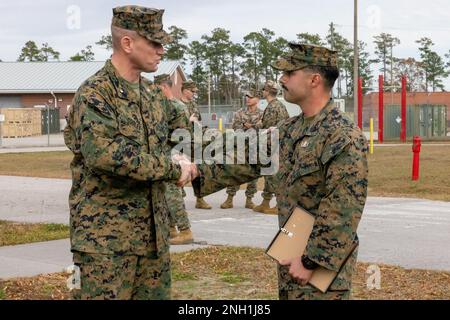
[2, 0, 450, 89]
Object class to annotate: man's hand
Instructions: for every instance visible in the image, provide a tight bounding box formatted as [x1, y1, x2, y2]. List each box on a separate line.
[280, 256, 314, 286]
[177, 159, 194, 187]
[243, 122, 253, 129]
[172, 153, 198, 187]
[260, 126, 277, 135]
[189, 114, 199, 123]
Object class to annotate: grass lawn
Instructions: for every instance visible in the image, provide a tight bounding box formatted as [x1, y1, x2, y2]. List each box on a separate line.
[366, 145, 450, 201]
[0, 221, 69, 247]
[0, 145, 449, 201]
[0, 151, 72, 179]
[0, 246, 449, 300]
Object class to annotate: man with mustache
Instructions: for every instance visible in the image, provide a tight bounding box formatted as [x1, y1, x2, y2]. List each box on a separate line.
[189, 43, 368, 300]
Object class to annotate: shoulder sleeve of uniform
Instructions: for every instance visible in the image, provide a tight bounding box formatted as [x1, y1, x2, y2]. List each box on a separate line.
[277, 115, 299, 138]
[320, 125, 367, 165]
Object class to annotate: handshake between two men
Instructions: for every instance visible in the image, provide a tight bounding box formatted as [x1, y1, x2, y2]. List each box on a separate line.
[170, 126, 279, 189]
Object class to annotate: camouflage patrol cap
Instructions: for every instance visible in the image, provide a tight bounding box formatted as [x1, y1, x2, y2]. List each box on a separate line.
[271, 42, 337, 71]
[263, 80, 280, 94]
[112, 6, 172, 45]
[244, 88, 262, 99]
[181, 80, 197, 91]
[153, 73, 171, 85]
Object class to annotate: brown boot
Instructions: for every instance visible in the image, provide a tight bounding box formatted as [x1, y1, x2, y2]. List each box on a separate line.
[245, 197, 256, 209]
[253, 199, 271, 213]
[170, 228, 194, 245]
[263, 207, 278, 215]
[196, 197, 212, 209]
[220, 195, 234, 209]
[170, 227, 178, 239]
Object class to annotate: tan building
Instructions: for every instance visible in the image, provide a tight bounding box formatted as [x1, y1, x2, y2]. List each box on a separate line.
[362, 92, 450, 129]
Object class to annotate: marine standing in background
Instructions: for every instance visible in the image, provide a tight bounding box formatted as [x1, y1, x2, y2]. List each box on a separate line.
[154, 73, 195, 245]
[220, 89, 263, 210]
[253, 80, 290, 215]
[180, 80, 212, 210]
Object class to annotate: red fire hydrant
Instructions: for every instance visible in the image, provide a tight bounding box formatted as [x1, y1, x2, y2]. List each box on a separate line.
[412, 136, 421, 181]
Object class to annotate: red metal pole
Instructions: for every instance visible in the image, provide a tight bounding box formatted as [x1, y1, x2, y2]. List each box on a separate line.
[358, 77, 363, 129]
[401, 75, 407, 142]
[378, 75, 384, 143]
[412, 136, 421, 180]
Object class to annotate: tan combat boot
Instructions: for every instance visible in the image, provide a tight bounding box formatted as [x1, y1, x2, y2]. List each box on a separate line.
[263, 206, 278, 215]
[170, 227, 178, 239]
[220, 195, 234, 209]
[245, 197, 256, 209]
[253, 199, 271, 213]
[195, 197, 212, 209]
[170, 228, 194, 245]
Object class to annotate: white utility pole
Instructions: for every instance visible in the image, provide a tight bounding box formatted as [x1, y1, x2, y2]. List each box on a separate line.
[353, 0, 359, 124]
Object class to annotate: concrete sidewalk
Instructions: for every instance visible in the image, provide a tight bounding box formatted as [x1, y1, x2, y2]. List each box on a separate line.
[1, 175, 450, 279]
[0, 146, 68, 154]
[0, 133, 65, 149]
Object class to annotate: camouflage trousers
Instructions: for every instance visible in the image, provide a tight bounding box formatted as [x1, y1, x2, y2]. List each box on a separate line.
[279, 288, 350, 300]
[71, 250, 171, 300]
[226, 179, 258, 198]
[166, 182, 190, 231]
[261, 176, 275, 200]
[277, 265, 350, 300]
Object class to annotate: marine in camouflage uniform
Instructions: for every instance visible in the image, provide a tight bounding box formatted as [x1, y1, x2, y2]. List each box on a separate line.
[181, 81, 202, 121]
[192, 43, 368, 300]
[64, 6, 185, 300]
[227, 92, 263, 199]
[180, 80, 212, 210]
[254, 80, 290, 214]
[154, 74, 192, 243]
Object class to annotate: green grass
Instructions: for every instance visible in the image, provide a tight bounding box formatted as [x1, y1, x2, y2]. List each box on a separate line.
[219, 272, 248, 284]
[0, 151, 72, 179]
[0, 145, 449, 201]
[172, 270, 197, 281]
[0, 221, 69, 247]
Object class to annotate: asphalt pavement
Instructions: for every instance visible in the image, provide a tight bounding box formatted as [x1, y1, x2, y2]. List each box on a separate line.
[0, 175, 449, 279]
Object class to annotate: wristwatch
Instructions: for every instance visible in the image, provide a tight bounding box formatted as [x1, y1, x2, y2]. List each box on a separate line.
[301, 255, 319, 270]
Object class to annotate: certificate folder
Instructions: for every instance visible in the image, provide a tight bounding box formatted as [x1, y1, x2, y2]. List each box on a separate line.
[266, 206, 356, 293]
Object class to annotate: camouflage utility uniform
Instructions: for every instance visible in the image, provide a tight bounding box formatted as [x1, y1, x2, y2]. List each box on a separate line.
[225, 107, 263, 198]
[260, 98, 289, 201]
[185, 100, 202, 121]
[165, 98, 190, 231]
[64, 6, 183, 300]
[193, 43, 368, 300]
